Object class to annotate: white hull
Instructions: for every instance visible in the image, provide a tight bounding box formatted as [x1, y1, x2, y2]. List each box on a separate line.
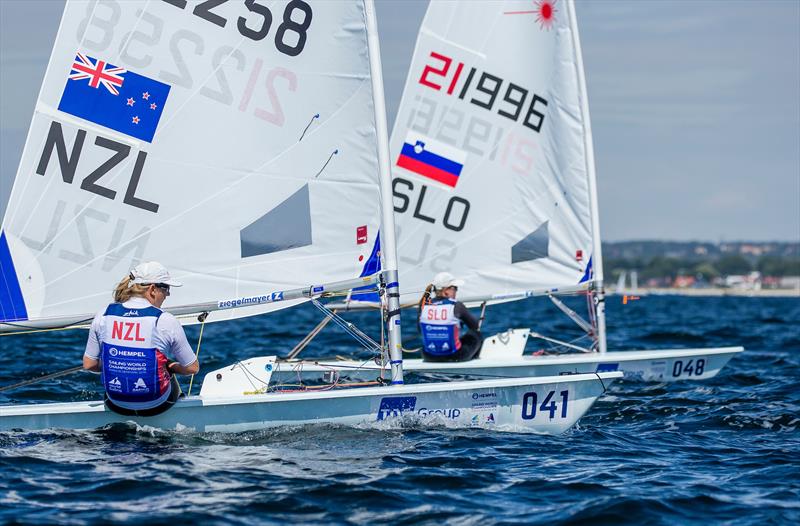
[0, 372, 621, 434]
[275, 329, 744, 383]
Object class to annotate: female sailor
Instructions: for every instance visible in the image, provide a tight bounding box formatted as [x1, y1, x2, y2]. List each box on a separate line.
[418, 272, 482, 362]
[82, 261, 199, 416]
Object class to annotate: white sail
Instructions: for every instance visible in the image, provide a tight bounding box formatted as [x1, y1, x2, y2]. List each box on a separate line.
[0, 0, 386, 330]
[389, 0, 601, 305]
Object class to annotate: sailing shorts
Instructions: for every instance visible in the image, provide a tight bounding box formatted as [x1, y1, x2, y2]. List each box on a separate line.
[104, 375, 181, 417]
[422, 332, 483, 362]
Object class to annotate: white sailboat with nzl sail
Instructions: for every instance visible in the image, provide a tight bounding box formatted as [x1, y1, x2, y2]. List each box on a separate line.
[286, 0, 743, 382]
[0, 0, 620, 432]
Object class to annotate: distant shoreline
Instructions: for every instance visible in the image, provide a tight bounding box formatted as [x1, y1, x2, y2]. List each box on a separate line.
[609, 287, 800, 298]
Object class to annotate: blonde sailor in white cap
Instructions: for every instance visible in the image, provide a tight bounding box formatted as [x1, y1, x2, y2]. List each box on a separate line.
[82, 261, 199, 416]
[418, 272, 482, 362]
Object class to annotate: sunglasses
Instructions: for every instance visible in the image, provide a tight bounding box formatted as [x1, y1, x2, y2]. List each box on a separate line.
[154, 283, 170, 294]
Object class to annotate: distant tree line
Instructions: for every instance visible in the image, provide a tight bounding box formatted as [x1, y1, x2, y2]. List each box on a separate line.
[604, 255, 800, 281]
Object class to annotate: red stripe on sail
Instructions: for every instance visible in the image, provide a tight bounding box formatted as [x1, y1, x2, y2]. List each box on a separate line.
[397, 154, 459, 188]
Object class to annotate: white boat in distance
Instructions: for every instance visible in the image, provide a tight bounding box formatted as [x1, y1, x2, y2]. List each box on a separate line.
[0, 0, 620, 433]
[303, 0, 745, 382]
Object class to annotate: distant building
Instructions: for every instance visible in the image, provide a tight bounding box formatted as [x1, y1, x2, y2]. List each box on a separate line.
[724, 272, 762, 290]
[673, 276, 696, 288]
[779, 276, 800, 290]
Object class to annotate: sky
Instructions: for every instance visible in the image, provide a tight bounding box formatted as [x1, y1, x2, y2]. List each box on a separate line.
[1, 0, 798, 243]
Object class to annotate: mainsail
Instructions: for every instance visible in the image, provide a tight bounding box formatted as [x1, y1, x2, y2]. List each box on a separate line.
[389, 0, 605, 312]
[1, 0, 387, 330]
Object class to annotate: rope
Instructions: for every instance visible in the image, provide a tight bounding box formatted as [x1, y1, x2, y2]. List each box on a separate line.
[0, 322, 92, 336]
[477, 301, 487, 331]
[314, 149, 339, 178]
[0, 365, 84, 393]
[594, 372, 607, 393]
[528, 331, 592, 353]
[287, 311, 335, 359]
[299, 113, 319, 141]
[310, 299, 380, 353]
[186, 311, 209, 396]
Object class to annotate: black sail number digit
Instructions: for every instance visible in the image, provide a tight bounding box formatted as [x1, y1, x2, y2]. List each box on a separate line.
[193, 0, 228, 28]
[523, 95, 548, 132]
[162, 0, 313, 56]
[238, 0, 273, 41]
[275, 0, 313, 57]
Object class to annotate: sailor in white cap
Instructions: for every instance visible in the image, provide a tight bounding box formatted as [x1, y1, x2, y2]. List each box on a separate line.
[82, 261, 199, 416]
[418, 272, 482, 362]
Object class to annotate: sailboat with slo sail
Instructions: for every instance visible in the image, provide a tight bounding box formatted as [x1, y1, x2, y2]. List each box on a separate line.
[290, 0, 742, 382]
[0, 0, 619, 432]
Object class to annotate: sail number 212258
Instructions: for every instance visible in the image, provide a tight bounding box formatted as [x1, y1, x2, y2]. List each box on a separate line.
[521, 390, 569, 420]
[161, 0, 312, 57]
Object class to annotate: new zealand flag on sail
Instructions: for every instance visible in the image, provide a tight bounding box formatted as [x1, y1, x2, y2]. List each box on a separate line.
[58, 53, 170, 143]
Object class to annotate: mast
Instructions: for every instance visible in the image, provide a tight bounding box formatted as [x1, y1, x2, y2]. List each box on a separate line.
[363, 0, 404, 383]
[567, 0, 607, 353]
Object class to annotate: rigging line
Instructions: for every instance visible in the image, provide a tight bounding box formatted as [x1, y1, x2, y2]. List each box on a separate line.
[239, 361, 271, 388]
[234, 361, 265, 392]
[287, 311, 335, 359]
[0, 365, 84, 393]
[186, 311, 209, 396]
[298, 113, 320, 141]
[0, 318, 94, 336]
[528, 331, 591, 353]
[283, 359, 377, 371]
[548, 293, 593, 334]
[223, 359, 268, 392]
[310, 299, 380, 352]
[477, 301, 487, 331]
[313, 149, 339, 179]
[594, 372, 607, 393]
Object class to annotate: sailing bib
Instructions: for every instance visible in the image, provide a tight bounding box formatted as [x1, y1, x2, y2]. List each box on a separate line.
[100, 304, 171, 409]
[419, 300, 461, 356]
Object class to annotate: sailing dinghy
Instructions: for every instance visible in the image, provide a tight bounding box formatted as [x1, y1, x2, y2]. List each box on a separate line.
[0, 0, 620, 433]
[305, 0, 743, 381]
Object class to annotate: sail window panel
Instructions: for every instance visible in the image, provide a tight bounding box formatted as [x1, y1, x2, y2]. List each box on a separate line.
[511, 221, 550, 264]
[240, 184, 312, 258]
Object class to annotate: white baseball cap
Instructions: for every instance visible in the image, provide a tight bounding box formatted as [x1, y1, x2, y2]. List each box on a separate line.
[432, 272, 464, 290]
[130, 261, 183, 287]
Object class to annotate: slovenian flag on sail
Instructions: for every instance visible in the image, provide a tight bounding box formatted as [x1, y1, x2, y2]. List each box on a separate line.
[396, 133, 466, 188]
[58, 53, 170, 143]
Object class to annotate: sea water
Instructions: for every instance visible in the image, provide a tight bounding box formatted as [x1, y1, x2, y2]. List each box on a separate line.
[1, 296, 798, 524]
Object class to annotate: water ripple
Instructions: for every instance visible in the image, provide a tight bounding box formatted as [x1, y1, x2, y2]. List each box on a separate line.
[1, 296, 799, 524]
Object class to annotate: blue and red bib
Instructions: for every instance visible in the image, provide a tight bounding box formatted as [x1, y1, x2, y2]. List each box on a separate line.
[419, 298, 461, 356]
[100, 303, 171, 410]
